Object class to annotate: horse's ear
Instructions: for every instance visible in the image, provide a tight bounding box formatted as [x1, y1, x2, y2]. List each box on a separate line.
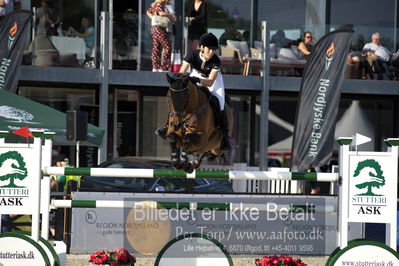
[166, 73, 173, 84]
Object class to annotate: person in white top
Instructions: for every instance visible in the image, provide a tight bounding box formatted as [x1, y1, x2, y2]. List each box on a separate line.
[361, 32, 393, 80]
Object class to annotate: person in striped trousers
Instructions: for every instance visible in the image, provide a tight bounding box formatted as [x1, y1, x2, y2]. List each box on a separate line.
[147, 0, 176, 72]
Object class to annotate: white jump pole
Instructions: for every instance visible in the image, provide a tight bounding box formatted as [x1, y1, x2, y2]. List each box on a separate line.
[42, 167, 339, 182]
[30, 132, 43, 242]
[51, 199, 337, 213]
[0, 131, 6, 233]
[337, 137, 351, 249]
[385, 140, 398, 249]
[40, 132, 55, 240]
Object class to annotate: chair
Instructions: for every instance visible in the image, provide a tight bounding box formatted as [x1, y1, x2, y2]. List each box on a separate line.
[225, 40, 260, 75]
[250, 47, 262, 60]
[219, 45, 244, 74]
[220, 40, 263, 76]
[247, 42, 303, 76]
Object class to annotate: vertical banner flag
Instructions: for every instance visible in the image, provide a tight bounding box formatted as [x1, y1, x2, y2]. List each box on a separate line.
[291, 25, 354, 172]
[0, 11, 33, 93]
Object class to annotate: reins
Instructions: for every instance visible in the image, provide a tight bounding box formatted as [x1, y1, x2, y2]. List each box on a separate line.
[167, 84, 211, 131]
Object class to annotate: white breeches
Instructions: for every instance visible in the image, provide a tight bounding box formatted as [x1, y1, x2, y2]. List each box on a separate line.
[190, 69, 225, 110]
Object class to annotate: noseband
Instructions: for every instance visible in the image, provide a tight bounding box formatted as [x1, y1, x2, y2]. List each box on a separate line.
[169, 85, 189, 113]
[169, 86, 188, 92]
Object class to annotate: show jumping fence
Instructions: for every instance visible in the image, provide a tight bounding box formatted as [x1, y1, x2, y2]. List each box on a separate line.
[0, 131, 397, 264]
[43, 167, 339, 182]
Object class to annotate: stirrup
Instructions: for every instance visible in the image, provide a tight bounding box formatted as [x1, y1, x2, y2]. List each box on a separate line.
[155, 126, 168, 139]
[221, 136, 232, 151]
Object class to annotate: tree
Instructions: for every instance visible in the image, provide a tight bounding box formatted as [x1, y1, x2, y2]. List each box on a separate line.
[0, 106, 33, 122]
[0, 151, 28, 188]
[353, 159, 385, 196]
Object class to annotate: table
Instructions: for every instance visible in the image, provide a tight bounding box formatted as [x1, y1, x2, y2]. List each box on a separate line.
[50, 36, 86, 60]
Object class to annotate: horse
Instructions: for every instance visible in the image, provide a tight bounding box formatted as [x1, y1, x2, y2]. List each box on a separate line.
[164, 73, 232, 173]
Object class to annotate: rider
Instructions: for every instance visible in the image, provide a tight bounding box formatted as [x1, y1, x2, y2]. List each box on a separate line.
[155, 32, 232, 151]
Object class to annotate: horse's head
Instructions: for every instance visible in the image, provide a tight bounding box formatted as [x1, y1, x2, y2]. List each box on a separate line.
[166, 73, 193, 114]
[166, 73, 191, 92]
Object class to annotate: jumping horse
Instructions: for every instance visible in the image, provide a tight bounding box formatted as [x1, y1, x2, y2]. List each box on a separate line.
[164, 73, 232, 173]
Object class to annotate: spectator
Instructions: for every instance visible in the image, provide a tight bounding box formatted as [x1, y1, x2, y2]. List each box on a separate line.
[218, 21, 242, 46]
[123, 8, 138, 46]
[0, 0, 21, 22]
[351, 34, 365, 56]
[346, 51, 361, 79]
[113, 17, 131, 58]
[298, 31, 315, 60]
[389, 49, 399, 80]
[361, 32, 393, 80]
[35, 0, 60, 36]
[271, 30, 291, 48]
[187, 0, 207, 52]
[242, 30, 250, 46]
[390, 48, 399, 68]
[147, 0, 175, 72]
[113, 9, 139, 59]
[68, 15, 95, 58]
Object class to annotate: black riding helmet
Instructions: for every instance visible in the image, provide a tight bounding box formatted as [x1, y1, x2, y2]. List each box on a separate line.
[199, 33, 218, 50]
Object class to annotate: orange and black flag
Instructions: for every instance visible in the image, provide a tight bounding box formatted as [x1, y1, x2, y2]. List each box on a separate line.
[0, 11, 33, 93]
[291, 25, 354, 172]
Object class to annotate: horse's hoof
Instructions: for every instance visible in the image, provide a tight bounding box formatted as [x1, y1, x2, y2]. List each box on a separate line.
[207, 154, 218, 161]
[155, 126, 168, 139]
[173, 161, 183, 170]
[184, 163, 194, 174]
[193, 160, 201, 169]
[181, 160, 191, 172]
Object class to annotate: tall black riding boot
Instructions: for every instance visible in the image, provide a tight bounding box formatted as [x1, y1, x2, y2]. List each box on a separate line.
[220, 109, 232, 151]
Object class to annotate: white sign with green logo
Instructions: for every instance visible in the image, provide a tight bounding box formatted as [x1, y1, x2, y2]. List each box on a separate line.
[0, 136, 42, 241]
[348, 154, 396, 223]
[337, 137, 398, 251]
[0, 140, 41, 215]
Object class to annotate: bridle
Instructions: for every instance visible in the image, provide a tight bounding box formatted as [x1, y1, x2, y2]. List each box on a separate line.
[167, 84, 211, 133]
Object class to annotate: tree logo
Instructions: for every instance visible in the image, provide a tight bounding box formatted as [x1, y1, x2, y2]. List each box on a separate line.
[0, 106, 38, 124]
[0, 151, 28, 188]
[353, 159, 385, 196]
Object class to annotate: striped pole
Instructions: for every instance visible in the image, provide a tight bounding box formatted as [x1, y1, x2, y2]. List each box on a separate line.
[43, 167, 339, 182]
[51, 199, 336, 213]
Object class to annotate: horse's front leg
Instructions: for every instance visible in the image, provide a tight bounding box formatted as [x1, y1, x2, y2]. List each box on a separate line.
[181, 136, 190, 172]
[193, 152, 207, 169]
[181, 133, 201, 173]
[167, 133, 182, 170]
